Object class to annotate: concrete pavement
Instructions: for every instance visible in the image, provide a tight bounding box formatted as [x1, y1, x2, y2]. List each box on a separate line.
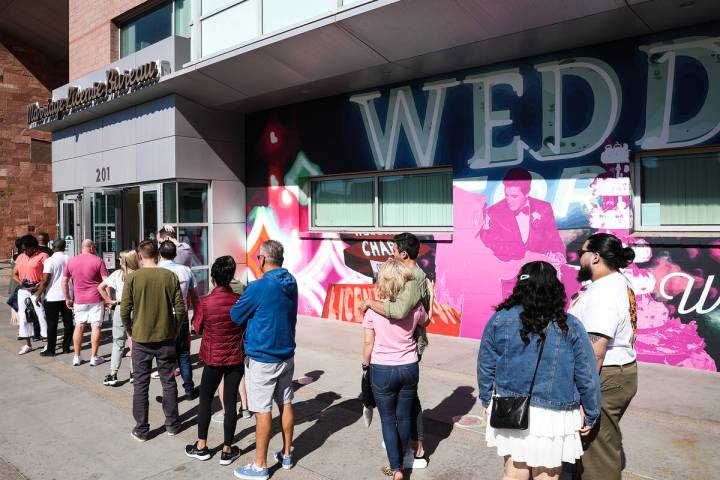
[0, 299, 718, 479]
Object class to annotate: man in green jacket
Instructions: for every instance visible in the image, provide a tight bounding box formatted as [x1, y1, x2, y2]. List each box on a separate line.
[121, 240, 185, 442]
[360, 232, 432, 469]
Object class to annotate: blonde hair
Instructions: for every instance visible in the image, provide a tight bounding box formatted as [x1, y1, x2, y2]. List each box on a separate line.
[375, 258, 413, 301]
[119, 250, 141, 281]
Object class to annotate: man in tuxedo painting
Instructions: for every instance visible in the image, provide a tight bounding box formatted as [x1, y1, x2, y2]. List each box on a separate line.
[479, 168, 566, 262]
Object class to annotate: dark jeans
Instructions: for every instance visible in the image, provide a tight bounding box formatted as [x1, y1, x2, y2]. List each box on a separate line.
[411, 394, 424, 443]
[132, 340, 179, 437]
[371, 362, 419, 471]
[175, 320, 194, 395]
[197, 363, 244, 446]
[43, 300, 73, 353]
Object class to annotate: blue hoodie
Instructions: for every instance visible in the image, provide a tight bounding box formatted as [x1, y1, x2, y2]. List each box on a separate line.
[230, 268, 298, 363]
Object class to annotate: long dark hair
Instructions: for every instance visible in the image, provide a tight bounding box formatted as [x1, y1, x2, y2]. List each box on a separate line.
[496, 261, 568, 344]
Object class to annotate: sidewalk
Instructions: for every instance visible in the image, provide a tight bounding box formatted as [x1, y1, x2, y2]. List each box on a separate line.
[0, 299, 718, 479]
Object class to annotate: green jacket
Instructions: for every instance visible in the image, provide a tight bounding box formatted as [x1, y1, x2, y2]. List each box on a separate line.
[383, 264, 430, 319]
[120, 267, 185, 343]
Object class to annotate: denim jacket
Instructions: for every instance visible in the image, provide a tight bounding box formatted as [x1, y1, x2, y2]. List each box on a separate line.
[477, 306, 601, 427]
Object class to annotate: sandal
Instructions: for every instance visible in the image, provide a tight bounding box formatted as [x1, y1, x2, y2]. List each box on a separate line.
[381, 466, 403, 479]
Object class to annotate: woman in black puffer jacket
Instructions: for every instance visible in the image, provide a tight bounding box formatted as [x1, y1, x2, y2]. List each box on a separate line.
[185, 256, 244, 466]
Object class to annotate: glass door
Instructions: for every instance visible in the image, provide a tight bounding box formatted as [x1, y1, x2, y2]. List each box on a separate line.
[59, 194, 81, 257]
[83, 188, 122, 270]
[140, 184, 163, 242]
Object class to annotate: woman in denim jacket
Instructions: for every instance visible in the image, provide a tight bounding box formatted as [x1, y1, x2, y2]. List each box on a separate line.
[477, 261, 600, 479]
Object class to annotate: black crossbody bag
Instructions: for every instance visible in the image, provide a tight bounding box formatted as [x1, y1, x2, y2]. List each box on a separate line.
[490, 336, 546, 430]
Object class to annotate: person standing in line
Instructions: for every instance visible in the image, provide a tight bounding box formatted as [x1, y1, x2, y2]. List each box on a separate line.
[121, 240, 185, 442]
[34, 239, 73, 356]
[362, 258, 428, 480]
[478, 261, 601, 480]
[12, 235, 49, 354]
[185, 255, 244, 466]
[98, 250, 140, 386]
[231, 240, 298, 480]
[569, 233, 638, 480]
[61, 239, 108, 366]
[360, 232, 431, 470]
[157, 240, 199, 399]
[157, 225, 193, 268]
[37, 232, 53, 256]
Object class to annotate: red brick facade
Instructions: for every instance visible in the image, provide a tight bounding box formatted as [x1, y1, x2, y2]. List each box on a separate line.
[0, 35, 66, 256]
[69, 0, 150, 80]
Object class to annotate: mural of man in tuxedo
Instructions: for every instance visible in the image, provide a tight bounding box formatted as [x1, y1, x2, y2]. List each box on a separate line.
[479, 167, 565, 262]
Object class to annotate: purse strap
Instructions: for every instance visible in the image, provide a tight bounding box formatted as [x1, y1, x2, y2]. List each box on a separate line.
[527, 335, 546, 397]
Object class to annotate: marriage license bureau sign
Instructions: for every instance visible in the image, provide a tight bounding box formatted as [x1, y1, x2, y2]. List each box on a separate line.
[27, 60, 165, 128]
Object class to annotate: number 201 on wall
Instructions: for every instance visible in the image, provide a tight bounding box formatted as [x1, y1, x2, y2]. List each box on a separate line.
[95, 167, 110, 182]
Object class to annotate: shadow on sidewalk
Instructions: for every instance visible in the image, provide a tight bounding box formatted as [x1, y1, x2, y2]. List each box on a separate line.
[423, 385, 477, 457]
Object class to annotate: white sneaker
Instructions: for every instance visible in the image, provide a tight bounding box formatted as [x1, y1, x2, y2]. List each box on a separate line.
[90, 356, 105, 366]
[151, 371, 160, 379]
[72, 356, 81, 366]
[18, 345, 31, 355]
[403, 449, 428, 469]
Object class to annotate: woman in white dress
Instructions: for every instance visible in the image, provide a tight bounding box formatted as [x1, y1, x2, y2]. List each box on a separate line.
[477, 261, 601, 479]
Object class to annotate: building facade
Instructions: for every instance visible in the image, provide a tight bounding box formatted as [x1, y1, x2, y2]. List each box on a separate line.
[33, 0, 720, 371]
[0, 6, 68, 255]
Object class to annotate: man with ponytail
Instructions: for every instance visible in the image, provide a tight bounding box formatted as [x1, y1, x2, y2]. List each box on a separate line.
[569, 233, 639, 480]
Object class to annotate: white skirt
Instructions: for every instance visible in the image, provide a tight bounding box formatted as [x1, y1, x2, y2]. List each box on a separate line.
[486, 400, 584, 468]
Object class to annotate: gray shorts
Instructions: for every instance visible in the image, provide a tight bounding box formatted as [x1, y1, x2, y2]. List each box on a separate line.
[245, 356, 295, 413]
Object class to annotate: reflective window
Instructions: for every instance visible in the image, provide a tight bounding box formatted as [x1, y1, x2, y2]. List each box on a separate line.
[163, 182, 177, 224]
[201, 0, 258, 57]
[263, 0, 336, 33]
[178, 226, 209, 266]
[178, 183, 208, 223]
[637, 150, 720, 228]
[120, 0, 192, 58]
[312, 177, 374, 228]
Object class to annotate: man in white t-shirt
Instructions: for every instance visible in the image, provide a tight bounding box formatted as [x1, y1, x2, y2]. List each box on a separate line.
[157, 240, 199, 399]
[569, 233, 638, 480]
[35, 239, 73, 356]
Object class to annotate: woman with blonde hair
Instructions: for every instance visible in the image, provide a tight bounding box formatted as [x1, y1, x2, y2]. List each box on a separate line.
[98, 249, 140, 386]
[362, 258, 428, 480]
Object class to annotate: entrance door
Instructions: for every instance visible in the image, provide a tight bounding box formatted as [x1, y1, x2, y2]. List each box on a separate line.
[140, 184, 163, 242]
[83, 188, 122, 270]
[59, 195, 81, 257]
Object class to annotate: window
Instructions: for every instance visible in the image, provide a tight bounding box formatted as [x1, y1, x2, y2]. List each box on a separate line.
[310, 169, 453, 231]
[633, 148, 720, 231]
[120, 0, 192, 58]
[162, 181, 211, 293]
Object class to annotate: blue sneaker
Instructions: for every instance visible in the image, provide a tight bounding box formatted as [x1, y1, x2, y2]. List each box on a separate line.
[233, 463, 269, 480]
[275, 451, 293, 469]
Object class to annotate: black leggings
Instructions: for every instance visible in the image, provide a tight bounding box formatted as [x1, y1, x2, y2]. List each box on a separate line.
[43, 300, 73, 353]
[197, 363, 244, 446]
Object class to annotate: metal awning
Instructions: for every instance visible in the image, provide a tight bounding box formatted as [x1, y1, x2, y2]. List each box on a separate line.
[34, 0, 720, 132]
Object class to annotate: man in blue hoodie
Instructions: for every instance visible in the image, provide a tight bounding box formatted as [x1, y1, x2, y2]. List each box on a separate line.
[231, 240, 298, 480]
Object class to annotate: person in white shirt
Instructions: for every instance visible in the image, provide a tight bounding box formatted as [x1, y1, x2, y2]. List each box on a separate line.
[157, 240, 199, 399]
[35, 239, 72, 356]
[98, 250, 141, 386]
[569, 233, 638, 480]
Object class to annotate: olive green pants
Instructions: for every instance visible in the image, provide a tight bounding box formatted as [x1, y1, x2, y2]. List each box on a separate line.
[576, 362, 638, 480]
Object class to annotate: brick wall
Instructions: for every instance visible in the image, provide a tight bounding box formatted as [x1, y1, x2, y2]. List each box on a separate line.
[69, 0, 151, 80]
[0, 35, 66, 257]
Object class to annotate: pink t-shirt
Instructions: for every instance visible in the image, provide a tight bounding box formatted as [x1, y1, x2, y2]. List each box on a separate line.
[362, 305, 426, 366]
[64, 253, 108, 305]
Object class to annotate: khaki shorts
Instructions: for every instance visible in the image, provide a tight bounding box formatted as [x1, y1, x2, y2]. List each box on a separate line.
[245, 356, 294, 413]
[73, 302, 104, 327]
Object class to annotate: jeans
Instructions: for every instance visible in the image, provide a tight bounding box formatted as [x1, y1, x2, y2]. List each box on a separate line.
[175, 320, 194, 395]
[371, 362, 419, 471]
[132, 340, 179, 436]
[110, 307, 130, 373]
[197, 363, 244, 446]
[43, 300, 73, 353]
